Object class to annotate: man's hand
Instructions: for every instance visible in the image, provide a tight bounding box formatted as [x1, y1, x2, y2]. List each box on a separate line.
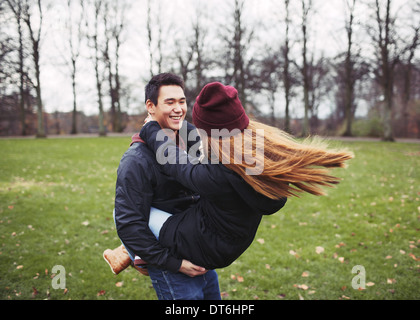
[179, 259, 207, 277]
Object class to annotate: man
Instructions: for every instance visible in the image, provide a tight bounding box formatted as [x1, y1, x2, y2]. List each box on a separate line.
[112, 73, 220, 300]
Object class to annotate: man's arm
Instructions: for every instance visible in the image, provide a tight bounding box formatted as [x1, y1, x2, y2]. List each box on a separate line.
[114, 152, 182, 273]
[114, 150, 206, 276]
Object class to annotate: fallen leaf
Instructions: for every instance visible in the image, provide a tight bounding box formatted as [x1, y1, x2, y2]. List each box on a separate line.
[336, 242, 346, 248]
[32, 287, 38, 298]
[16, 265, 23, 269]
[81, 221, 89, 226]
[409, 253, 419, 261]
[366, 282, 375, 287]
[297, 284, 309, 290]
[315, 246, 324, 254]
[289, 250, 300, 258]
[115, 281, 123, 287]
[301, 271, 309, 277]
[257, 238, 265, 245]
[265, 264, 271, 270]
[97, 290, 106, 296]
[338, 257, 345, 263]
[237, 276, 244, 282]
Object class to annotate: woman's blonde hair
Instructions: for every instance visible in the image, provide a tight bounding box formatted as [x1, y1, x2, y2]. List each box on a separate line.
[202, 119, 354, 200]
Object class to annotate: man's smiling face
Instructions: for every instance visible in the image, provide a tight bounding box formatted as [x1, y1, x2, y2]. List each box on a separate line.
[147, 85, 187, 131]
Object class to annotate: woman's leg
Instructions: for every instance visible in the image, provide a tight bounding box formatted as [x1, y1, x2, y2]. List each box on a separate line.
[148, 207, 172, 240]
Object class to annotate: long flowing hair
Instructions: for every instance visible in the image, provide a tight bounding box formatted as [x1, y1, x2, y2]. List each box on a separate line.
[201, 120, 354, 200]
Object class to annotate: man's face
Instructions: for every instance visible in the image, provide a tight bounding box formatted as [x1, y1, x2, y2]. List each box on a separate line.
[147, 85, 187, 131]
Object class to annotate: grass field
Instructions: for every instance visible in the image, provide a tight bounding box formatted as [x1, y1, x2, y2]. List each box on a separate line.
[0, 136, 419, 300]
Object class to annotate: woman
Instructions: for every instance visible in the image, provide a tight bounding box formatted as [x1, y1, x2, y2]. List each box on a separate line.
[105, 82, 353, 274]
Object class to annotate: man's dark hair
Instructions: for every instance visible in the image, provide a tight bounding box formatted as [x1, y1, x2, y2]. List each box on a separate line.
[145, 73, 185, 105]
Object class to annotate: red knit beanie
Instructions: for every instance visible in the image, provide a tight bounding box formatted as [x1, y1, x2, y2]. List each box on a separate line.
[193, 82, 249, 137]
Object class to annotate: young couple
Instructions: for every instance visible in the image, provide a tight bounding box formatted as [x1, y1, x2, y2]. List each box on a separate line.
[103, 73, 353, 300]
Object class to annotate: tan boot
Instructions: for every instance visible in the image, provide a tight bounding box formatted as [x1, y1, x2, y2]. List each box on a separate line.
[103, 245, 131, 275]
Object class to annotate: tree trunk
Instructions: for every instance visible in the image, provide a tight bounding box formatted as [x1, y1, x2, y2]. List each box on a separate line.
[301, 0, 311, 137]
[283, 0, 291, 133]
[71, 59, 77, 134]
[342, 0, 356, 137]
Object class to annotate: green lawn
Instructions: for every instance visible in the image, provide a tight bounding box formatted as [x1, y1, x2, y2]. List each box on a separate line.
[0, 136, 419, 300]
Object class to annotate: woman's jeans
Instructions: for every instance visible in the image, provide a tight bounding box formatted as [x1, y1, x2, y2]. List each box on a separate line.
[114, 207, 221, 300]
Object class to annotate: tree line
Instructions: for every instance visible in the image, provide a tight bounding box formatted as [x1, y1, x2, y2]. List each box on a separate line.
[1, 0, 419, 140]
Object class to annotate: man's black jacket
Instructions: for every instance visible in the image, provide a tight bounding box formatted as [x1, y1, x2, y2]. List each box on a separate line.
[114, 122, 199, 273]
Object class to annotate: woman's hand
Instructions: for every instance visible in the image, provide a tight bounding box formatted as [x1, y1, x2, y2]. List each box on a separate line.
[144, 113, 153, 124]
[179, 259, 207, 277]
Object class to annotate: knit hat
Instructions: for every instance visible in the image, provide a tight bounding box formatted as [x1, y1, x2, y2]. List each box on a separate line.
[192, 82, 249, 137]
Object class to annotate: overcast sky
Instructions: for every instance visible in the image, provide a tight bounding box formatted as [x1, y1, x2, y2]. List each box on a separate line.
[35, 0, 416, 118]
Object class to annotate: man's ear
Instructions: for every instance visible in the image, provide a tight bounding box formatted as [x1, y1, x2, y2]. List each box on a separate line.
[146, 99, 155, 115]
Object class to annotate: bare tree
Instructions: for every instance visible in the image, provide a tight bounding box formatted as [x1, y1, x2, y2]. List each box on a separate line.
[218, 0, 254, 111]
[259, 51, 282, 126]
[22, 0, 45, 137]
[370, 0, 400, 141]
[282, 0, 292, 133]
[64, 0, 84, 134]
[146, 0, 153, 77]
[232, 0, 247, 107]
[112, 3, 125, 133]
[5, 0, 28, 135]
[91, 0, 106, 136]
[191, 6, 209, 95]
[307, 54, 331, 133]
[102, 0, 127, 132]
[396, 17, 420, 137]
[300, 0, 312, 136]
[146, 0, 165, 77]
[342, 0, 357, 136]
